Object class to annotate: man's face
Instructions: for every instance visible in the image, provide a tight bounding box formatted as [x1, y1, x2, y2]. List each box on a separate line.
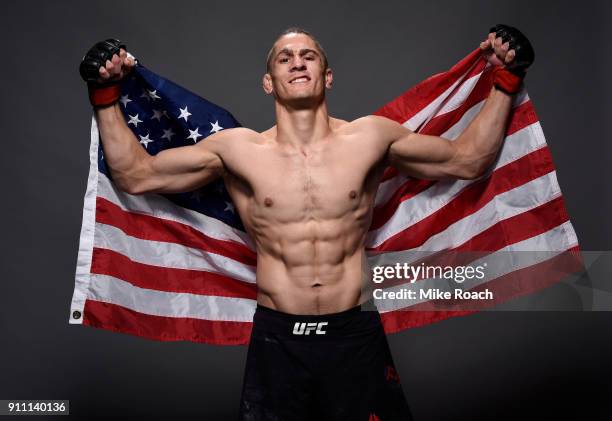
[263, 33, 332, 108]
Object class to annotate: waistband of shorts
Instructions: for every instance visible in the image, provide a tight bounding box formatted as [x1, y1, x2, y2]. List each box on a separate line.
[252, 300, 381, 338]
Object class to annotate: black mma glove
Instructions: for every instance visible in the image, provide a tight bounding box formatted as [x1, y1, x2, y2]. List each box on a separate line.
[488, 24, 535, 94]
[79, 39, 128, 107]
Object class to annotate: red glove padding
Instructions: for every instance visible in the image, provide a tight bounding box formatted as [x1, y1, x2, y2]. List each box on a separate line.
[492, 67, 523, 95]
[88, 83, 122, 107]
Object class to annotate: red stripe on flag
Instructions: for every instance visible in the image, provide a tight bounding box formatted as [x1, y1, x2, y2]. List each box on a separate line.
[419, 67, 494, 135]
[380, 167, 399, 184]
[454, 195, 569, 252]
[83, 300, 253, 345]
[506, 100, 540, 136]
[372, 178, 435, 224]
[91, 247, 257, 299]
[96, 197, 256, 266]
[371, 146, 554, 250]
[374, 49, 485, 124]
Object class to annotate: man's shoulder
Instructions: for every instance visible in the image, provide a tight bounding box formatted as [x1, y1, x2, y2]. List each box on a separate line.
[219, 126, 261, 139]
[204, 127, 264, 146]
[194, 127, 266, 160]
[340, 115, 396, 133]
[338, 115, 401, 142]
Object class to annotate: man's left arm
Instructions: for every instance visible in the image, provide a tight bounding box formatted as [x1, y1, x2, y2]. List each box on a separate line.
[379, 25, 535, 180]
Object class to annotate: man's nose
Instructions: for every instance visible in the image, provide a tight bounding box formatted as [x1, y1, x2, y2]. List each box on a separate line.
[290, 58, 307, 71]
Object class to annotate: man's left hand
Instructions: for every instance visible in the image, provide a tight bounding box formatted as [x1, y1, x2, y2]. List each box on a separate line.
[480, 24, 535, 75]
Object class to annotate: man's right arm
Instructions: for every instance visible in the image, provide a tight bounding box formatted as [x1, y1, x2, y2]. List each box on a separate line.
[81, 39, 231, 195]
[96, 104, 228, 195]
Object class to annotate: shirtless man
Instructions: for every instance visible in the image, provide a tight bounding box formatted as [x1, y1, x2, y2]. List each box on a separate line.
[79, 25, 533, 420]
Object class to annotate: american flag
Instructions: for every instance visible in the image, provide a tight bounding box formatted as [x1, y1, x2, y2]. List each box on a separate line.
[69, 48, 580, 344]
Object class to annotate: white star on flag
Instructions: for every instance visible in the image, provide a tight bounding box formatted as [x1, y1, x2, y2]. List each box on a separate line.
[161, 128, 175, 141]
[151, 109, 165, 121]
[187, 128, 202, 143]
[224, 201, 235, 214]
[147, 89, 161, 100]
[210, 120, 223, 134]
[138, 133, 153, 148]
[178, 106, 192, 122]
[141, 88, 161, 101]
[128, 114, 143, 127]
[119, 95, 132, 108]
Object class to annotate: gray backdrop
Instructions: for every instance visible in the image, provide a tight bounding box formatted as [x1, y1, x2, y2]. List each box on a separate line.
[1, 0, 611, 419]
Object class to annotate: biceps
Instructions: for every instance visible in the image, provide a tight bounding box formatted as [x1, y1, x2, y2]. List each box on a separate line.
[138, 144, 224, 194]
[388, 134, 461, 179]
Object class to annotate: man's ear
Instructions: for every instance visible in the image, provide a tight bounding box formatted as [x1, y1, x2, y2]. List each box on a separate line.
[262, 73, 273, 95]
[325, 68, 333, 89]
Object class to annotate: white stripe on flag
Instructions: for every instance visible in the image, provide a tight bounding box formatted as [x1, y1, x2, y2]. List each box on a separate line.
[435, 69, 485, 116]
[440, 90, 528, 141]
[88, 274, 256, 322]
[94, 222, 257, 283]
[70, 116, 102, 324]
[403, 65, 478, 130]
[97, 172, 254, 249]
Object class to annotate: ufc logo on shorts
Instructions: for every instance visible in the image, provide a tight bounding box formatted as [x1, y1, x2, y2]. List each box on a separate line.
[292, 322, 328, 335]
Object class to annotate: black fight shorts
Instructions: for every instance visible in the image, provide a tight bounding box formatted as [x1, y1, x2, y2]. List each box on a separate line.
[238, 301, 413, 420]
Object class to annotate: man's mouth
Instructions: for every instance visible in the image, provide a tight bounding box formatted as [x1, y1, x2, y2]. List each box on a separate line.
[289, 76, 311, 84]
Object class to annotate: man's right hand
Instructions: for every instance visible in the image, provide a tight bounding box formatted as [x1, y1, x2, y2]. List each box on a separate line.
[79, 39, 135, 106]
[80, 39, 135, 83]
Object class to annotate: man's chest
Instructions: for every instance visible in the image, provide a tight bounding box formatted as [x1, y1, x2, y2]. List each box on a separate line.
[223, 135, 387, 222]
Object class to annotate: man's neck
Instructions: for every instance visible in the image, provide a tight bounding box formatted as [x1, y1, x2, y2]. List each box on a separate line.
[274, 100, 332, 149]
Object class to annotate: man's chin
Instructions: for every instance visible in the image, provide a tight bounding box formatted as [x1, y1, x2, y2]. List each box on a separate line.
[280, 93, 324, 110]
